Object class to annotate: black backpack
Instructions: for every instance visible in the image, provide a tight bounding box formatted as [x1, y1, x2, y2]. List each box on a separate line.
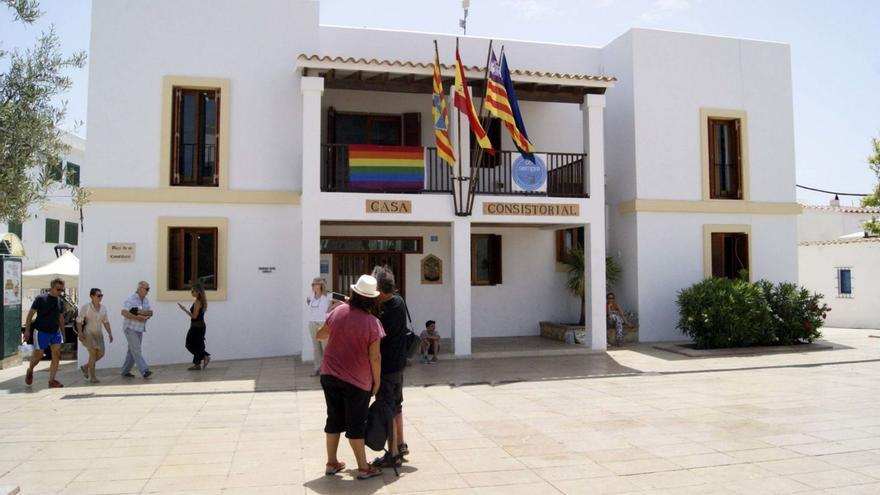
[365, 399, 399, 476]
[401, 298, 420, 359]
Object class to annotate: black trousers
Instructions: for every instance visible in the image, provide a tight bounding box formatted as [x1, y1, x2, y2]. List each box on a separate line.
[185, 325, 209, 365]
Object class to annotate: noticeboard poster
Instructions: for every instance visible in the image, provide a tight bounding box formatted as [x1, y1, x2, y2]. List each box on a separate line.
[3, 260, 21, 306]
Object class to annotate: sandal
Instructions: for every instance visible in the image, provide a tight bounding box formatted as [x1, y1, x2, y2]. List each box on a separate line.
[356, 465, 382, 480]
[398, 443, 410, 456]
[89, 378, 101, 384]
[80, 365, 88, 378]
[324, 461, 346, 476]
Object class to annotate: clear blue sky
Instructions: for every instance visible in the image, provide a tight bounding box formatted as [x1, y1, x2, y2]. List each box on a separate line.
[2, 0, 878, 204]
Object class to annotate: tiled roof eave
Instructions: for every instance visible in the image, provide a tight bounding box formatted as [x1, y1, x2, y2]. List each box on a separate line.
[297, 54, 616, 88]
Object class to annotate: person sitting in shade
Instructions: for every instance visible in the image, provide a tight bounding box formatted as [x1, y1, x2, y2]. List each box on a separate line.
[607, 292, 631, 346]
[419, 320, 440, 363]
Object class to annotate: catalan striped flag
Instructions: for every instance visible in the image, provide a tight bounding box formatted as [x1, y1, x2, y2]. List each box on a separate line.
[432, 45, 456, 166]
[486, 51, 535, 160]
[453, 45, 494, 154]
[348, 144, 424, 192]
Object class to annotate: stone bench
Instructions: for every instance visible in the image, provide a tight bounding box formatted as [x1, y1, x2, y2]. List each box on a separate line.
[539, 322, 589, 345]
[607, 323, 639, 345]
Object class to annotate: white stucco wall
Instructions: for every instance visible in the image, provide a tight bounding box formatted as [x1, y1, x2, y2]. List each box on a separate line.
[78, 203, 300, 368]
[799, 240, 880, 329]
[798, 207, 878, 242]
[636, 213, 799, 342]
[87, 0, 318, 190]
[628, 29, 796, 202]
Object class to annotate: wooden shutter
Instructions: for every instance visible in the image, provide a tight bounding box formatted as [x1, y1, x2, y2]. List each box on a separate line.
[555, 230, 565, 263]
[732, 119, 742, 199]
[489, 234, 503, 285]
[708, 119, 718, 198]
[735, 233, 749, 277]
[171, 88, 183, 185]
[327, 106, 336, 144]
[213, 91, 221, 186]
[403, 112, 421, 146]
[168, 228, 184, 290]
[710, 233, 724, 278]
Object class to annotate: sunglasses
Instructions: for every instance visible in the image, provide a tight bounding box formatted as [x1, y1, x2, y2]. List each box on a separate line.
[95, 294, 104, 298]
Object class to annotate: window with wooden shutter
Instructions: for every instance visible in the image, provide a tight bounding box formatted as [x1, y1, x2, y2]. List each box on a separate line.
[45, 219, 60, 243]
[471, 234, 502, 285]
[8, 222, 22, 240]
[555, 227, 584, 263]
[710, 232, 749, 279]
[708, 118, 742, 199]
[168, 227, 218, 290]
[333, 112, 402, 146]
[65, 162, 80, 186]
[171, 87, 220, 187]
[64, 222, 78, 246]
[46, 161, 63, 182]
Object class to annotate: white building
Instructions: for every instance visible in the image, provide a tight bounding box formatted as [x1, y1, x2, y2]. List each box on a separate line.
[1, 133, 85, 271]
[797, 201, 879, 329]
[82, 0, 801, 367]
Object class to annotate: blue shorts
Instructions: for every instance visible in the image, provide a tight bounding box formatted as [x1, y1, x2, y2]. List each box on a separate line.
[34, 330, 63, 351]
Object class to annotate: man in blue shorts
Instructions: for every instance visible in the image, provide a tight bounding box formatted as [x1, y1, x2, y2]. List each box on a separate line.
[24, 278, 67, 388]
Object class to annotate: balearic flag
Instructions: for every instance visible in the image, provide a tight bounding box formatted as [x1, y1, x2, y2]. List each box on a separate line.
[486, 51, 535, 160]
[432, 46, 456, 166]
[453, 46, 494, 154]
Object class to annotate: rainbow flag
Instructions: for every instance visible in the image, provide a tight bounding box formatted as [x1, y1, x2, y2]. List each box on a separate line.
[348, 144, 425, 192]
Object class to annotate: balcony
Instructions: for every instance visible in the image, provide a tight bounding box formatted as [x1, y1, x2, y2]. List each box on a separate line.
[320, 144, 588, 198]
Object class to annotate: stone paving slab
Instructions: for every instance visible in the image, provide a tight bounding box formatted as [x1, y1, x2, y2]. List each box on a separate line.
[0, 328, 878, 494]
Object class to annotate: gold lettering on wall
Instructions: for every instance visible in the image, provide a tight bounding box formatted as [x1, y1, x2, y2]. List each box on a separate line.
[482, 202, 580, 216]
[365, 200, 413, 214]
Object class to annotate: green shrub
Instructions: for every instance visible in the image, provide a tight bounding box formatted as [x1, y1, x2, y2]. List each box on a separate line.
[676, 278, 774, 349]
[677, 278, 829, 349]
[756, 280, 828, 344]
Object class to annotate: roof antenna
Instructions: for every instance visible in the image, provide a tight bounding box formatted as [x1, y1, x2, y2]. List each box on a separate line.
[460, 0, 470, 35]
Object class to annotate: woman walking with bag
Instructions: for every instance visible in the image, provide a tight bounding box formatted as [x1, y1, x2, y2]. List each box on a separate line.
[76, 288, 113, 383]
[178, 284, 211, 370]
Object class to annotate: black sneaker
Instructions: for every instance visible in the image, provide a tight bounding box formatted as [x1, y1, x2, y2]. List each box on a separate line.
[121, 372, 135, 378]
[143, 370, 153, 379]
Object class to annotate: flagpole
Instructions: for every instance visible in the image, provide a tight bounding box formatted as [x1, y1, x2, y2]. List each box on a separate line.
[439, 39, 460, 216]
[466, 39, 495, 214]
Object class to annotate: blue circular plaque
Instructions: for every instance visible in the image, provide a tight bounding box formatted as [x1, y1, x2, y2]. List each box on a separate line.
[512, 155, 546, 192]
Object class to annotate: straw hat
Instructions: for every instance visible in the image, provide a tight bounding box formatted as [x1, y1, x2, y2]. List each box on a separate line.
[350, 275, 380, 298]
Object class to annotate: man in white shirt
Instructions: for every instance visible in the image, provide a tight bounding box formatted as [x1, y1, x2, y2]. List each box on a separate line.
[120, 281, 154, 378]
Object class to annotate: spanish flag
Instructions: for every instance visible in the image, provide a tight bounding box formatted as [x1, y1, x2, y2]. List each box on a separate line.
[432, 44, 456, 166]
[486, 50, 535, 160]
[453, 45, 494, 154]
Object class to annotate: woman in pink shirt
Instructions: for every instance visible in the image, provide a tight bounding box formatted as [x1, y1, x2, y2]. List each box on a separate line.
[316, 275, 385, 480]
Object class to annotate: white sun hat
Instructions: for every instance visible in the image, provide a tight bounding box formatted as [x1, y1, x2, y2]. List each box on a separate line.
[350, 274, 380, 298]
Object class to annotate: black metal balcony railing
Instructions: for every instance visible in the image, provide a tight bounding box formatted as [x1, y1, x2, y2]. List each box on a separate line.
[320, 144, 588, 197]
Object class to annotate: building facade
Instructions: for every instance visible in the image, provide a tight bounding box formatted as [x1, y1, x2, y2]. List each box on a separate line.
[798, 202, 879, 329]
[1, 133, 85, 270]
[82, 0, 801, 367]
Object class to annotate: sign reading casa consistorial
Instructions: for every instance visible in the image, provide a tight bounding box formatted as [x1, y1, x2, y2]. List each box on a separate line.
[483, 202, 580, 216]
[365, 199, 412, 214]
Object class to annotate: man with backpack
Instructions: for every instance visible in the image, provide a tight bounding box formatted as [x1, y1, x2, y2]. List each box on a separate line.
[370, 266, 411, 468]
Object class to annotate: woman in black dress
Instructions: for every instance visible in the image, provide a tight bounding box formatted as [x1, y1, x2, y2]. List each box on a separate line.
[178, 284, 211, 370]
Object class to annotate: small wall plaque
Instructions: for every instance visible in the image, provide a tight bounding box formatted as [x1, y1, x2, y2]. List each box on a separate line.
[421, 254, 442, 285]
[106, 243, 136, 263]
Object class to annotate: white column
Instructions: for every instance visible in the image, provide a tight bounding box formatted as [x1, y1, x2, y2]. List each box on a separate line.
[300, 214, 321, 363]
[300, 76, 324, 362]
[451, 219, 472, 355]
[582, 94, 606, 202]
[582, 94, 607, 351]
[301, 76, 324, 197]
[585, 223, 607, 350]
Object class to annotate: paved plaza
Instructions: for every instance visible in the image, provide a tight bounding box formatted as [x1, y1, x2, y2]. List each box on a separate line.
[1, 327, 879, 494]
